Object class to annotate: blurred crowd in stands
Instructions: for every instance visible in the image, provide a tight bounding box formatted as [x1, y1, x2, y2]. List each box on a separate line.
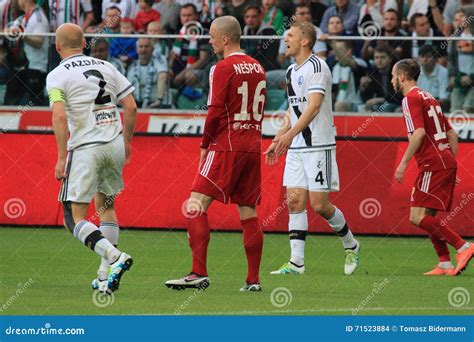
[0, 0, 472, 113]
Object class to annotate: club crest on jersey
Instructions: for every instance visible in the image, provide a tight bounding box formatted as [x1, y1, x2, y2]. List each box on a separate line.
[297, 75, 304, 86]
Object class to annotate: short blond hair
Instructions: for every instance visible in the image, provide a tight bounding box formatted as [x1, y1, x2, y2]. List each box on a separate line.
[291, 21, 316, 50]
[211, 16, 241, 43]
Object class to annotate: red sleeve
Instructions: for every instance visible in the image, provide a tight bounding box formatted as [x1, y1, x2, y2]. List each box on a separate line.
[201, 63, 231, 148]
[152, 10, 161, 21]
[200, 105, 221, 149]
[207, 63, 230, 108]
[405, 94, 425, 130]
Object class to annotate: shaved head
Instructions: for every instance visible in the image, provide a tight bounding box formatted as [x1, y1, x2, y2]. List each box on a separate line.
[211, 16, 241, 43]
[56, 23, 85, 52]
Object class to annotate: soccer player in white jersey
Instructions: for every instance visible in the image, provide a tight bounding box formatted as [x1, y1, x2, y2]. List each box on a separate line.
[46, 23, 137, 294]
[265, 21, 360, 275]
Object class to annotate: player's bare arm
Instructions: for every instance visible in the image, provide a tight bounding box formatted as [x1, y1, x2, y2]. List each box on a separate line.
[395, 127, 426, 183]
[51, 101, 68, 180]
[120, 93, 138, 164]
[264, 110, 290, 165]
[446, 128, 460, 184]
[275, 92, 324, 157]
[446, 129, 458, 157]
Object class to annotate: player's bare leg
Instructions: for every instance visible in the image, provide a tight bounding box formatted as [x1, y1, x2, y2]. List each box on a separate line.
[91, 192, 121, 291]
[63, 201, 132, 293]
[238, 205, 263, 292]
[271, 188, 308, 275]
[165, 191, 212, 290]
[308, 191, 360, 275]
[410, 206, 472, 275]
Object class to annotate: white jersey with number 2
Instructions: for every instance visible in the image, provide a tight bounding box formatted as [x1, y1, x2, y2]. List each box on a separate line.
[46, 54, 135, 151]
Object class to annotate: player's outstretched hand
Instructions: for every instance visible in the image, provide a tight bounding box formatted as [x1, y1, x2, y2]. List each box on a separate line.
[275, 133, 292, 157]
[264, 142, 278, 165]
[54, 158, 67, 180]
[124, 141, 131, 164]
[395, 162, 407, 183]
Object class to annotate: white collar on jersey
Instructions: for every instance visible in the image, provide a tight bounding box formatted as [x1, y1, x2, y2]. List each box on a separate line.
[60, 53, 85, 64]
[408, 86, 419, 93]
[228, 52, 246, 56]
[294, 53, 316, 71]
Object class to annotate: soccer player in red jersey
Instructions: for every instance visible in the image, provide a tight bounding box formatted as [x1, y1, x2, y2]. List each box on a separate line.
[165, 16, 267, 291]
[392, 59, 473, 276]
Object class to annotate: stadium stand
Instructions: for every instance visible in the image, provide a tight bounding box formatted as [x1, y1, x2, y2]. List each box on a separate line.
[0, 0, 471, 111]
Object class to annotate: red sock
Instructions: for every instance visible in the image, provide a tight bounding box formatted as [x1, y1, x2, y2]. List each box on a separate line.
[242, 217, 263, 284]
[429, 234, 451, 262]
[419, 216, 465, 250]
[187, 212, 210, 276]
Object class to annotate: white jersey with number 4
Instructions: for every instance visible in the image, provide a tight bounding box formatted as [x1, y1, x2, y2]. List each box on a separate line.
[46, 54, 135, 151]
[286, 54, 335, 151]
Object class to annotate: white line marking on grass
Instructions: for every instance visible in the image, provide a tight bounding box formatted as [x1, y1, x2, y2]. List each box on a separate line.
[136, 306, 473, 316]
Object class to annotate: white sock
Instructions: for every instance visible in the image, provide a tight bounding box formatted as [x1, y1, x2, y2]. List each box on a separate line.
[99, 222, 120, 274]
[326, 207, 357, 249]
[457, 242, 470, 253]
[438, 261, 453, 269]
[73, 221, 121, 263]
[289, 210, 308, 266]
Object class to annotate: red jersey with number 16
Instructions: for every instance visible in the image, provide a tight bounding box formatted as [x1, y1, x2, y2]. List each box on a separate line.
[205, 52, 266, 153]
[402, 87, 457, 171]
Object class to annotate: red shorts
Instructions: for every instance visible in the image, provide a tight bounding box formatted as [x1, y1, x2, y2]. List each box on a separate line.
[191, 150, 261, 206]
[411, 168, 457, 211]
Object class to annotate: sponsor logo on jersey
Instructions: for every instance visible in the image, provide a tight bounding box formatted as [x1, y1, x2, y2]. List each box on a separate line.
[233, 122, 261, 131]
[95, 108, 118, 126]
[288, 96, 307, 105]
[438, 142, 450, 151]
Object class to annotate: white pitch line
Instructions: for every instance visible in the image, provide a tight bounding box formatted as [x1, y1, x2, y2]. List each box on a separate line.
[133, 306, 473, 316]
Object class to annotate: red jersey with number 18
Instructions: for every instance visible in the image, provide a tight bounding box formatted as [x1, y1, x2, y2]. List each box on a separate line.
[205, 52, 266, 153]
[402, 87, 457, 171]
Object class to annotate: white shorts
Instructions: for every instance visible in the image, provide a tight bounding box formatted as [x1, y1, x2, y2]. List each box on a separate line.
[59, 135, 125, 203]
[283, 149, 339, 192]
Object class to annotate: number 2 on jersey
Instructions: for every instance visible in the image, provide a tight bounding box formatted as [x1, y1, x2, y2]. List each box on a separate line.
[234, 80, 266, 121]
[427, 105, 447, 141]
[83, 70, 111, 105]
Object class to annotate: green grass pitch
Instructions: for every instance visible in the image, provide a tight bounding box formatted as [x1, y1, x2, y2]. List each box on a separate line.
[0, 227, 472, 315]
